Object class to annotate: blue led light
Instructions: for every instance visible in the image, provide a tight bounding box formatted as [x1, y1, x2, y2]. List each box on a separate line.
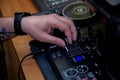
[75, 56, 83, 62]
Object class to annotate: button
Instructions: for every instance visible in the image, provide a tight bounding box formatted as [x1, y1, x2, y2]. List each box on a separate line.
[65, 68, 77, 77]
[77, 65, 89, 73]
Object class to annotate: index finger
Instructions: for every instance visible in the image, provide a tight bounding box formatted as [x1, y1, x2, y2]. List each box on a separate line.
[55, 15, 77, 41]
[50, 18, 73, 44]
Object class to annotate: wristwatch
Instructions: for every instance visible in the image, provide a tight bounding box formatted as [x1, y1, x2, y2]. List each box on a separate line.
[14, 12, 31, 35]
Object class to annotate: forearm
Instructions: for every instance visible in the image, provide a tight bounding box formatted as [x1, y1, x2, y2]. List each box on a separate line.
[0, 17, 16, 41]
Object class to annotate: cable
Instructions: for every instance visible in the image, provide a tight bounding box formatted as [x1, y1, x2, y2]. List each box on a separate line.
[18, 50, 42, 80]
[18, 53, 33, 80]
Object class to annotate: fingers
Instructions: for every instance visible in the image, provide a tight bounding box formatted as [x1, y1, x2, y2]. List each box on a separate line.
[55, 15, 77, 41]
[29, 14, 77, 47]
[37, 32, 66, 47]
[49, 14, 77, 44]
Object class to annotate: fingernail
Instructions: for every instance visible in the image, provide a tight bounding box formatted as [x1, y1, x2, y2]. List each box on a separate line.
[69, 39, 72, 44]
[59, 40, 65, 47]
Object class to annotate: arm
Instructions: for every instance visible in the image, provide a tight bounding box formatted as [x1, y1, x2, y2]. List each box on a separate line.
[0, 17, 15, 41]
[0, 14, 77, 47]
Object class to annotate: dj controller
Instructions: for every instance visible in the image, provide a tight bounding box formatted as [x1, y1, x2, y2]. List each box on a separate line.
[29, 25, 113, 80]
[29, 0, 120, 80]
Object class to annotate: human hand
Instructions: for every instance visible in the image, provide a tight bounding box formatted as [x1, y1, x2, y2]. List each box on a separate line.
[21, 14, 77, 47]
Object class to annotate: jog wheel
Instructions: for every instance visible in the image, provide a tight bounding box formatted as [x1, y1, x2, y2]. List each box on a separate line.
[62, 1, 99, 27]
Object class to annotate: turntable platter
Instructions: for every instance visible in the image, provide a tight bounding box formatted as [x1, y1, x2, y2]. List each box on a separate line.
[62, 1, 99, 27]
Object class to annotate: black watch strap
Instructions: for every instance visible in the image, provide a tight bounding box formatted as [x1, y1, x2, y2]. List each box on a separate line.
[14, 12, 31, 35]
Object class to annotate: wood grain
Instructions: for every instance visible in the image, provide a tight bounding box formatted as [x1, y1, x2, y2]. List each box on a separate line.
[0, 0, 45, 80]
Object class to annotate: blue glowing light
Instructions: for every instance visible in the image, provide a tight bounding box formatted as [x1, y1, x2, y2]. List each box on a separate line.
[75, 56, 83, 62]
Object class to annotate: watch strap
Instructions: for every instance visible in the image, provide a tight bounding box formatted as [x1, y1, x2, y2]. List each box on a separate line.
[14, 12, 31, 35]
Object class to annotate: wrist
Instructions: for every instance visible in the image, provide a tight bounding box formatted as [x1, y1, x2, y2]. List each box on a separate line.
[14, 12, 31, 35]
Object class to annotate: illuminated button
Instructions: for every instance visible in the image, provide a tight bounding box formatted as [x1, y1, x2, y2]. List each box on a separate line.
[66, 68, 77, 77]
[55, 50, 61, 57]
[87, 72, 95, 78]
[73, 56, 83, 62]
[77, 65, 89, 73]
[51, 53, 57, 59]
[76, 56, 83, 61]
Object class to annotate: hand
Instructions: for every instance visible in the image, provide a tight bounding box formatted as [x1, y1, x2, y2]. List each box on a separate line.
[21, 14, 77, 47]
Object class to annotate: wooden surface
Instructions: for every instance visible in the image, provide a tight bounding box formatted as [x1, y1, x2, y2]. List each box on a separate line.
[0, 0, 45, 80]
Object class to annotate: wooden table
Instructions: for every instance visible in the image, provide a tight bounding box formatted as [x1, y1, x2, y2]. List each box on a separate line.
[0, 0, 45, 80]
